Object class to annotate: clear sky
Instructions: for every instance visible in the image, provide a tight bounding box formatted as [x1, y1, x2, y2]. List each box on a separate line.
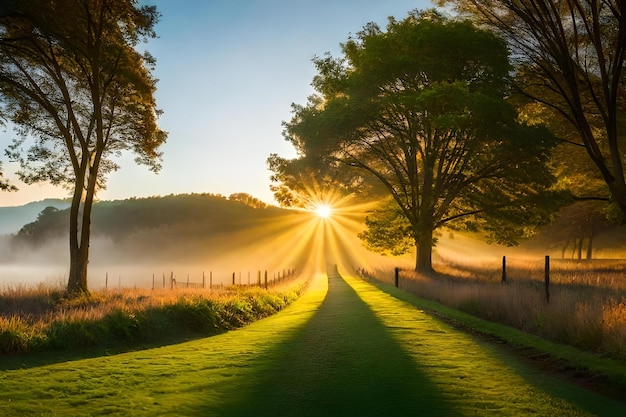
[0, 0, 433, 207]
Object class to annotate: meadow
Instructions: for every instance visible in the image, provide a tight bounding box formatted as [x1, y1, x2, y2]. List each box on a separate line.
[0, 280, 307, 355]
[364, 257, 626, 361]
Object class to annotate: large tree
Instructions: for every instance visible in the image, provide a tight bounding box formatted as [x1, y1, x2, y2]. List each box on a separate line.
[272, 11, 559, 271]
[0, 0, 167, 295]
[439, 0, 626, 217]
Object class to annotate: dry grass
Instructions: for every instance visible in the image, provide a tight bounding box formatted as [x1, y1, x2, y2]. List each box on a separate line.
[362, 258, 626, 360]
[0, 279, 307, 354]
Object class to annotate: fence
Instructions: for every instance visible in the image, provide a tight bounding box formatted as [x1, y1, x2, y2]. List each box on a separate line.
[358, 255, 626, 304]
[102, 268, 298, 291]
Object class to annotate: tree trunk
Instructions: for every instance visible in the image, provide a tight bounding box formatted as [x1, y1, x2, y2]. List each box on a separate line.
[67, 240, 89, 295]
[67, 190, 90, 296]
[415, 232, 434, 273]
[66, 160, 95, 297]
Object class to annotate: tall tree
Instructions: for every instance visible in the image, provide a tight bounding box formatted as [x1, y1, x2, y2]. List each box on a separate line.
[439, 0, 626, 217]
[0, 0, 167, 295]
[273, 11, 559, 271]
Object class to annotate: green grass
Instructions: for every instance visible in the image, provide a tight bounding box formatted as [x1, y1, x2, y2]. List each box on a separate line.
[365, 275, 626, 392]
[0, 274, 328, 416]
[345, 274, 626, 416]
[1, 272, 625, 416]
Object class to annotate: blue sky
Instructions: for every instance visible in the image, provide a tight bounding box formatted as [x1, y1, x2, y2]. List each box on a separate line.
[0, 0, 433, 206]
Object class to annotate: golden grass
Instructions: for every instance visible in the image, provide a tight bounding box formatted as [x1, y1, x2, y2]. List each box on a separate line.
[363, 258, 626, 360]
[0, 278, 307, 354]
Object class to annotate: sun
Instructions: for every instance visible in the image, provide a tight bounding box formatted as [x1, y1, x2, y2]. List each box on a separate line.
[315, 204, 333, 219]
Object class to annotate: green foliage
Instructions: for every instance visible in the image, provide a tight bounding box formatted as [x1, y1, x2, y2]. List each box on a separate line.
[358, 198, 415, 256]
[0, 162, 17, 192]
[45, 319, 107, 349]
[0, 316, 36, 354]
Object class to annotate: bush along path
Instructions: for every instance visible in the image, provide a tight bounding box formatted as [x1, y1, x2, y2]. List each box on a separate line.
[1, 271, 625, 416]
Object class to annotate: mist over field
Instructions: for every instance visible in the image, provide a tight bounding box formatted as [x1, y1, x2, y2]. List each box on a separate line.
[2, 192, 626, 290]
[0, 194, 405, 289]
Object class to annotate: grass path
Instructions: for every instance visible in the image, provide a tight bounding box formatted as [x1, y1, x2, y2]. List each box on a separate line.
[1, 271, 625, 416]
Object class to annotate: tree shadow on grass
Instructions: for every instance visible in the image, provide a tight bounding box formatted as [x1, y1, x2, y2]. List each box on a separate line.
[203, 272, 456, 417]
[367, 277, 626, 417]
[0, 330, 215, 372]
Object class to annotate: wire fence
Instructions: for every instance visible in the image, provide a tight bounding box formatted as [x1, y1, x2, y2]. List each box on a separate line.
[102, 268, 298, 291]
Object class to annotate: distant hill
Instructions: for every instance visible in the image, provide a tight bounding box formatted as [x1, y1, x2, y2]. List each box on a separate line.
[0, 199, 71, 234]
[10, 193, 302, 263]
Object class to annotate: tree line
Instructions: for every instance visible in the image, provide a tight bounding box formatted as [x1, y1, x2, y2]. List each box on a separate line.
[13, 193, 282, 253]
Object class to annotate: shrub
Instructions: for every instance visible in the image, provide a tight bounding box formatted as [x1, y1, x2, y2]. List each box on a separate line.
[45, 318, 106, 349]
[0, 316, 37, 354]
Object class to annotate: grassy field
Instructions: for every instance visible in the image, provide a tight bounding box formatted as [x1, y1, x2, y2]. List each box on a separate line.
[1, 271, 625, 416]
[365, 257, 626, 360]
[0, 280, 306, 355]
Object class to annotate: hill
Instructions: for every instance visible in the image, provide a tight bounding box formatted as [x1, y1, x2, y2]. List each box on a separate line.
[0, 199, 71, 235]
[9, 193, 305, 264]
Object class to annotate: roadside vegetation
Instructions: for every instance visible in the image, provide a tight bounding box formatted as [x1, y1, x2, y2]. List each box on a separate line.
[0, 281, 306, 355]
[364, 258, 626, 361]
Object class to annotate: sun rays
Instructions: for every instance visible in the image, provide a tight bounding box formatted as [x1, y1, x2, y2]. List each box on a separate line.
[314, 204, 333, 219]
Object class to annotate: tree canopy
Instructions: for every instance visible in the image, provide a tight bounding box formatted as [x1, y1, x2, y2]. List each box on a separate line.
[439, 0, 626, 218]
[0, 0, 167, 295]
[0, 162, 16, 191]
[272, 11, 560, 271]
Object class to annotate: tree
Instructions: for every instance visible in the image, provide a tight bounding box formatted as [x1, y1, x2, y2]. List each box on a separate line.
[439, 0, 626, 218]
[0, 0, 167, 295]
[273, 11, 560, 271]
[357, 197, 416, 257]
[0, 109, 16, 192]
[228, 192, 268, 209]
[0, 162, 17, 191]
[551, 201, 612, 259]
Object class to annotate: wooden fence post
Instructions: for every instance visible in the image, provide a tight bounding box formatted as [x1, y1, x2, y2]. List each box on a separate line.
[544, 255, 550, 303]
[203, 271, 206, 289]
[501, 256, 507, 284]
[170, 271, 174, 290]
[105, 272, 108, 289]
[210, 271, 213, 289]
[264, 270, 268, 289]
[232, 272, 236, 286]
[152, 273, 155, 290]
[394, 267, 399, 288]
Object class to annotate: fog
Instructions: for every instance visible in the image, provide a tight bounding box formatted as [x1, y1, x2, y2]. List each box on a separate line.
[0, 208, 403, 290]
[6, 201, 615, 290]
